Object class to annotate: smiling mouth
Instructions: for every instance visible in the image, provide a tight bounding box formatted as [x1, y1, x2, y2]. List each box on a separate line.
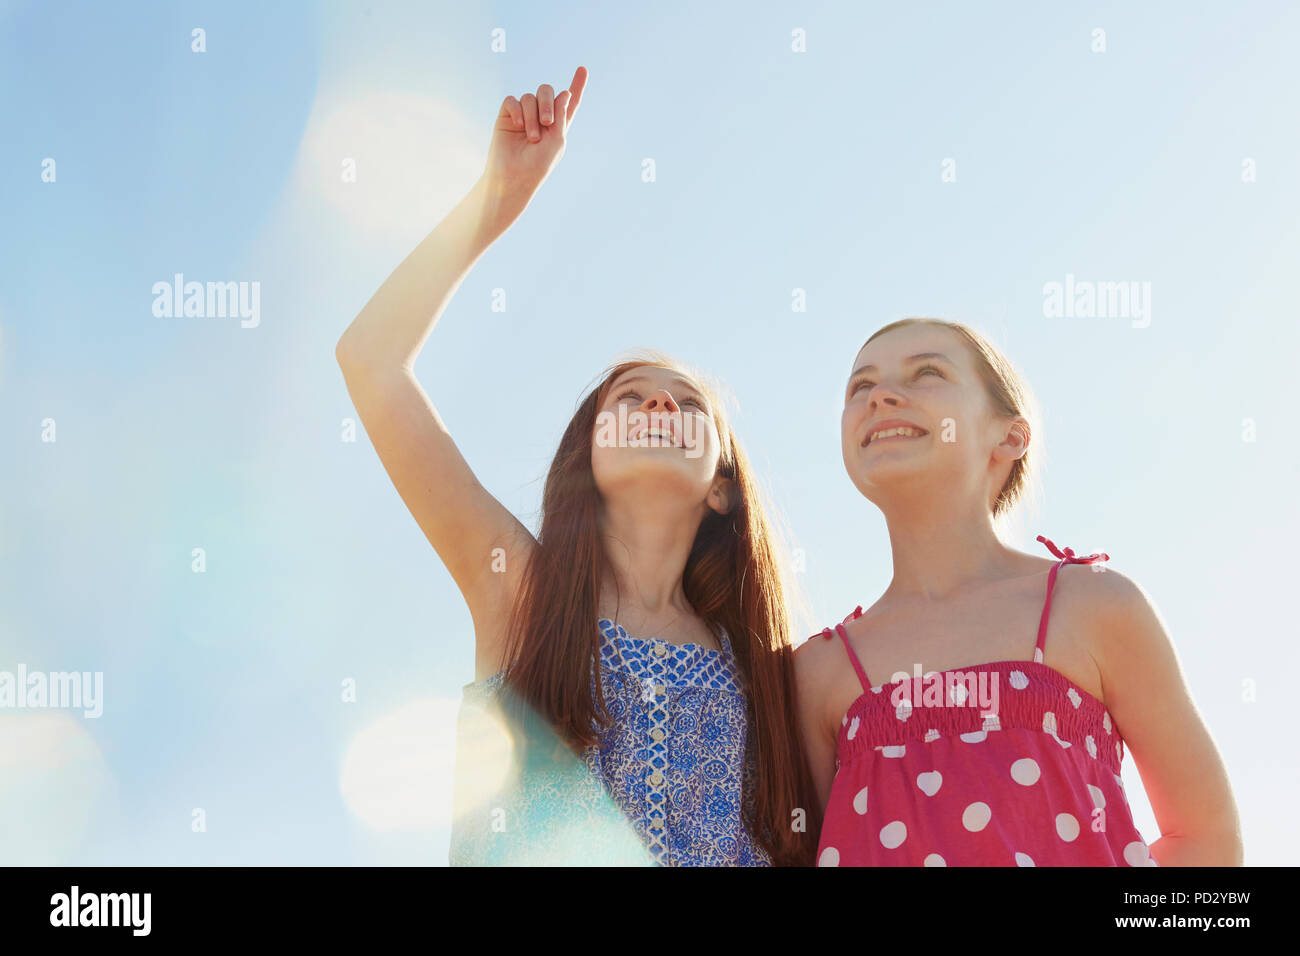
[863, 425, 928, 447]
[633, 425, 679, 446]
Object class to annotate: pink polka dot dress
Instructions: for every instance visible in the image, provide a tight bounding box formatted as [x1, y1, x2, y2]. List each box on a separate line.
[815, 536, 1158, 867]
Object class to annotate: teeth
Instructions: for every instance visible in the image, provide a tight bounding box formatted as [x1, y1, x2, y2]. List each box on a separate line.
[869, 426, 923, 444]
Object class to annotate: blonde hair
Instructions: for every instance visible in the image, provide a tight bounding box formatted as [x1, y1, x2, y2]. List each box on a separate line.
[863, 318, 1040, 519]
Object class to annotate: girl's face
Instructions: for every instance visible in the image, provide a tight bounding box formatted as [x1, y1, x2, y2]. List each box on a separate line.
[590, 365, 727, 511]
[841, 324, 1021, 511]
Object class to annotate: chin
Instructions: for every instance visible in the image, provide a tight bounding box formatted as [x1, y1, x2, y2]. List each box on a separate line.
[596, 457, 711, 497]
[844, 453, 931, 499]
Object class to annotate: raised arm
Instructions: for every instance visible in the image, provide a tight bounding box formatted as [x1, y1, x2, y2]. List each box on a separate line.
[336, 68, 589, 680]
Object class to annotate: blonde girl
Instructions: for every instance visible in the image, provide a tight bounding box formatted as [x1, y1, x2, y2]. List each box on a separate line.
[796, 318, 1241, 866]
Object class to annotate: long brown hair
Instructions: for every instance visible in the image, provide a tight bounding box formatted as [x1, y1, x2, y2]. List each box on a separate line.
[498, 349, 817, 866]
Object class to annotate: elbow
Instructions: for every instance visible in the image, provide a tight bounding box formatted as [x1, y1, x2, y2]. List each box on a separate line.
[335, 331, 382, 378]
[335, 330, 363, 370]
[1220, 830, 1246, 866]
[1150, 827, 1244, 866]
[1197, 829, 1246, 866]
[335, 330, 408, 378]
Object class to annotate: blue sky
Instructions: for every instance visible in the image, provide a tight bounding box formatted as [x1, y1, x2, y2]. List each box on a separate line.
[2, 0, 1296, 865]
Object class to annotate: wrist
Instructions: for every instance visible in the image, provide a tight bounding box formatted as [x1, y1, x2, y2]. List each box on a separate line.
[474, 172, 531, 237]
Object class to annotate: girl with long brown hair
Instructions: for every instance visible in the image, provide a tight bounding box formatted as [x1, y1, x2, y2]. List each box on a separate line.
[335, 67, 815, 866]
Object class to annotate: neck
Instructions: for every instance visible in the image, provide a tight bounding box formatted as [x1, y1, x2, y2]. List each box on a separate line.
[879, 495, 1018, 601]
[596, 494, 703, 619]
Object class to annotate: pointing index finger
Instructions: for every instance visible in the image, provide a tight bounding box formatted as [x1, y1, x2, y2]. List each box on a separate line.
[565, 66, 589, 124]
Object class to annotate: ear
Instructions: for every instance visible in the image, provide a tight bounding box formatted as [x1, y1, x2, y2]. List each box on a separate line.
[706, 476, 739, 516]
[991, 416, 1030, 464]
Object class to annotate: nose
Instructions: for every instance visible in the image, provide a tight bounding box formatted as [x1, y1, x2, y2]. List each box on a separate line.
[640, 389, 680, 414]
[866, 381, 905, 411]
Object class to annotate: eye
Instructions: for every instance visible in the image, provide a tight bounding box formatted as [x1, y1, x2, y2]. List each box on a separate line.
[616, 389, 703, 410]
[850, 380, 874, 395]
[915, 364, 944, 379]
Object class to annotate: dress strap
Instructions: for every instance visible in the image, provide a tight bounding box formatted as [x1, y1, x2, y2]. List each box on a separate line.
[820, 605, 870, 693]
[1034, 535, 1110, 663]
[717, 625, 734, 663]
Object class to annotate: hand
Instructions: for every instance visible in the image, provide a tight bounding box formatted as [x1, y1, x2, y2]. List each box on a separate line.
[479, 66, 588, 231]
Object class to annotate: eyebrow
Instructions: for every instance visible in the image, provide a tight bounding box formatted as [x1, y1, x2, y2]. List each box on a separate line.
[610, 374, 708, 405]
[846, 352, 955, 387]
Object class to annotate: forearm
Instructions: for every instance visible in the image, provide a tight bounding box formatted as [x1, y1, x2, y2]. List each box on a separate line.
[339, 67, 586, 369]
[1147, 830, 1243, 866]
[337, 175, 514, 371]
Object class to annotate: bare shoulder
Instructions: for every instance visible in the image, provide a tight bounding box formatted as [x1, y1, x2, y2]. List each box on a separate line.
[793, 627, 839, 680]
[1058, 561, 1154, 618]
[1052, 561, 1167, 661]
[793, 630, 843, 726]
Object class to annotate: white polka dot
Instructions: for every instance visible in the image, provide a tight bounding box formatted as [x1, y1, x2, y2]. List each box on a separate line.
[1088, 784, 1106, 808]
[895, 699, 913, 721]
[923, 853, 946, 866]
[1042, 711, 1058, 734]
[949, 683, 968, 705]
[1056, 813, 1080, 842]
[1009, 670, 1029, 690]
[924, 728, 941, 743]
[959, 730, 987, 743]
[1010, 757, 1041, 786]
[982, 714, 1001, 732]
[1014, 851, 1035, 867]
[1123, 841, 1151, 867]
[870, 685, 883, 694]
[1116, 741, 1122, 763]
[818, 846, 840, 867]
[879, 821, 907, 849]
[880, 744, 906, 758]
[847, 716, 860, 740]
[916, 771, 943, 796]
[1067, 687, 1082, 709]
[1103, 711, 1113, 734]
[852, 786, 869, 815]
[962, 802, 992, 832]
[1085, 735, 1097, 759]
[841, 713, 848, 726]
[1053, 734, 1073, 749]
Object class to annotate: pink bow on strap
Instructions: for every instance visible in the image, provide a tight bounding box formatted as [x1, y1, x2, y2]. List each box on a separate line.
[1037, 534, 1109, 566]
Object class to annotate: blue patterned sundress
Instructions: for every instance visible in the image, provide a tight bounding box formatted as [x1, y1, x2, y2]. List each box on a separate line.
[448, 618, 771, 866]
